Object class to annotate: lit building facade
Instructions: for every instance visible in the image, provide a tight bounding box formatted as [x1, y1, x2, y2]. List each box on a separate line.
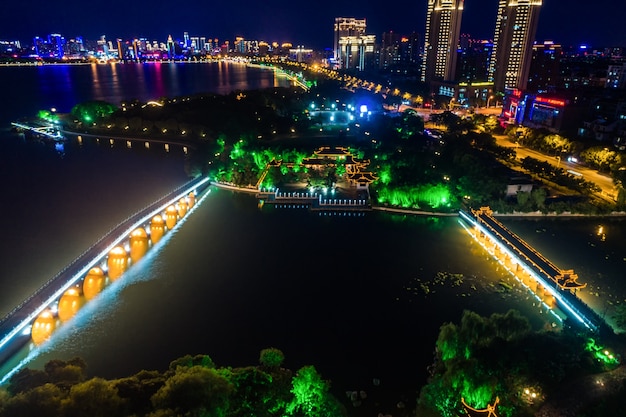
[33, 34, 66, 58]
[379, 31, 420, 72]
[333, 17, 366, 68]
[421, 0, 464, 84]
[606, 63, 626, 89]
[166, 35, 175, 58]
[456, 36, 493, 84]
[337, 34, 376, 71]
[0, 40, 21, 55]
[489, 0, 542, 92]
[502, 90, 589, 135]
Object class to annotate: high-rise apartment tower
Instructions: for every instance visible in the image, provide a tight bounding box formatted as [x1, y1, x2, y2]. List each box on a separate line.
[421, 0, 464, 83]
[333, 17, 366, 68]
[489, 0, 542, 92]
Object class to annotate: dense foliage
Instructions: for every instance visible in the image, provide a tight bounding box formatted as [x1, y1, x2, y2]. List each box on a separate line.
[65, 82, 625, 215]
[416, 310, 621, 417]
[70, 101, 118, 125]
[0, 349, 346, 417]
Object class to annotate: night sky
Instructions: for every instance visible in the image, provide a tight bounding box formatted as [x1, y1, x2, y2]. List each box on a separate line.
[2, 0, 625, 50]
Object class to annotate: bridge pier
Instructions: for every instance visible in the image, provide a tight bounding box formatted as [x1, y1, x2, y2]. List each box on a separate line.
[150, 215, 165, 244]
[107, 246, 129, 281]
[31, 310, 56, 345]
[129, 228, 149, 264]
[177, 199, 188, 218]
[165, 205, 178, 229]
[83, 268, 107, 301]
[58, 288, 84, 323]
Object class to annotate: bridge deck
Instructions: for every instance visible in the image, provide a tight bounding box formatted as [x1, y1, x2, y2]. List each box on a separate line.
[475, 212, 561, 281]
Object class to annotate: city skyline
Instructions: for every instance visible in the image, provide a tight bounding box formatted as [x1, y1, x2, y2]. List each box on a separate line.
[2, 0, 626, 50]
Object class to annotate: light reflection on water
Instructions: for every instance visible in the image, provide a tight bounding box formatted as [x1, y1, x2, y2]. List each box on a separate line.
[23, 190, 572, 408]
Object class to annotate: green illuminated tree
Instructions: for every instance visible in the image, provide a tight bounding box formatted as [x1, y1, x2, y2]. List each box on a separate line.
[70, 101, 117, 125]
[418, 310, 536, 417]
[530, 188, 547, 210]
[259, 348, 285, 369]
[287, 366, 345, 417]
[227, 366, 288, 417]
[37, 109, 59, 124]
[399, 110, 424, 139]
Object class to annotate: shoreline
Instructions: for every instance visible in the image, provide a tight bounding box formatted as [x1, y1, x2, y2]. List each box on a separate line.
[211, 182, 626, 218]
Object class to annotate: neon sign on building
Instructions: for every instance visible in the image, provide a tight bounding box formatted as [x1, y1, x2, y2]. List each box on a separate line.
[534, 96, 566, 107]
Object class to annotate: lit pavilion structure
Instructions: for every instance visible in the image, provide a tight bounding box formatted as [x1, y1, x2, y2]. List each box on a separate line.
[302, 146, 378, 190]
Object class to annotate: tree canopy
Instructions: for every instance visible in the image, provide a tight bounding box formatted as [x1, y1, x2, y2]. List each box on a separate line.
[0, 349, 348, 417]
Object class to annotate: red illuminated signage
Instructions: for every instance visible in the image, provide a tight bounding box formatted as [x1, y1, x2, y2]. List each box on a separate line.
[535, 96, 566, 107]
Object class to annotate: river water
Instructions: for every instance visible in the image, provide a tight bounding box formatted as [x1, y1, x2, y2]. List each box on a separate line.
[0, 62, 625, 414]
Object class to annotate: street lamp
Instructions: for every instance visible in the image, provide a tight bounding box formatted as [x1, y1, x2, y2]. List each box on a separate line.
[487, 95, 494, 108]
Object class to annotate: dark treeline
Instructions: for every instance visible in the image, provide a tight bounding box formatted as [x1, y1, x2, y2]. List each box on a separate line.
[2, 312, 625, 417]
[0, 348, 346, 417]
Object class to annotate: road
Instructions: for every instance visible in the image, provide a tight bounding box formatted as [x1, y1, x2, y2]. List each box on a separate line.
[410, 106, 617, 201]
[493, 134, 617, 201]
[408, 105, 503, 120]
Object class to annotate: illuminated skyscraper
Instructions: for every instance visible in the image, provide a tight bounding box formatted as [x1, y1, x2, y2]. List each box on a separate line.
[489, 0, 542, 92]
[421, 0, 464, 83]
[333, 17, 366, 68]
[167, 34, 175, 58]
[380, 32, 420, 71]
[337, 34, 376, 70]
[48, 34, 65, 58]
